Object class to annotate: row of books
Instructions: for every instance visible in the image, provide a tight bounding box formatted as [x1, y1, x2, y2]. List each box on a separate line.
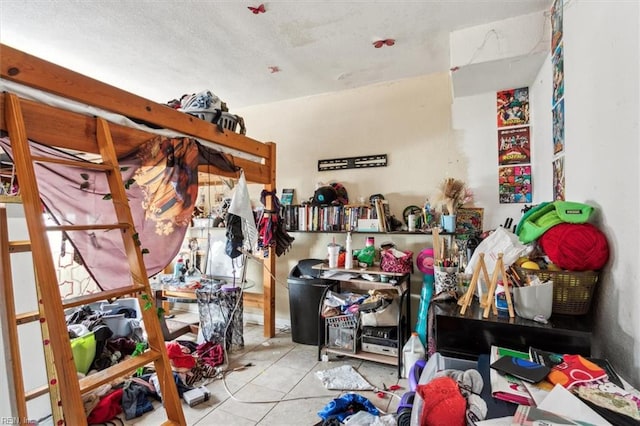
[281, 201, 391, 232]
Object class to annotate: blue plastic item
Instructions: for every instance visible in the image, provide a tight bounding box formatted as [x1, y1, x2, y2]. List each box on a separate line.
[415, 274, 434, 347]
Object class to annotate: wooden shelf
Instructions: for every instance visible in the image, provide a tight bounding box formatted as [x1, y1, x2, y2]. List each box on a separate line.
[312, 263, 407, 277]
[290, 229, 454, 235]
[323, 347, 397, 366]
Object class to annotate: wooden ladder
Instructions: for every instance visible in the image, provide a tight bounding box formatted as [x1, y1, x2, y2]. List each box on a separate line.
[1, 93, 186, 425]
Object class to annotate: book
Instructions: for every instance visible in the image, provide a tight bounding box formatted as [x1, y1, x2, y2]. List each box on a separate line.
[529, 346, 565, 367]
[489, 345, 534, 405]
[574, 381, 640, 423]
[281, 188, 294, 205]
[490, 355, 551, 383]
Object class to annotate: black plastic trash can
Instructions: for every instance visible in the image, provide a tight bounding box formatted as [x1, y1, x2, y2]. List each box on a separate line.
[288, 259, 337, 345]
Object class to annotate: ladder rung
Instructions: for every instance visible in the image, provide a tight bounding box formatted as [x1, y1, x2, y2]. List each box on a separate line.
[9, 240, 31, 253]
[79, 349, 162, 394]
[62, 285, 147, 310]
[45, 223, 131, 232]
[0, 195, 22, 203]
[31, 155, 113, 171]
[16, 311, 39, 325]
[25, 384, 49, 401]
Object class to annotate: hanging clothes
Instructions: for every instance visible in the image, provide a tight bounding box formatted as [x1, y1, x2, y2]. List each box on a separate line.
[257, 189, 294, 256]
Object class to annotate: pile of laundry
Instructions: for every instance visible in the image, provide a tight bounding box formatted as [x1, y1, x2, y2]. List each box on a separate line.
[166, 90, 246, 134]
[82, 340, 224, 424]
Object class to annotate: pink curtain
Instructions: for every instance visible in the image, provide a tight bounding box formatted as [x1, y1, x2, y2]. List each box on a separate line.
[0, 135, 200, 290]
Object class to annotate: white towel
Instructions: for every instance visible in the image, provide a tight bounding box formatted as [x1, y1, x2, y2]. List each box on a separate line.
[228, 171, 258, 252]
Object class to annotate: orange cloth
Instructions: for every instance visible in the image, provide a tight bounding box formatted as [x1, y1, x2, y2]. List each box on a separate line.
[547, 354, 607, 389]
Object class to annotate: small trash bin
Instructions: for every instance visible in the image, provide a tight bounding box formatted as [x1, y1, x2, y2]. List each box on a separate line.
[288, 259, 337, 345]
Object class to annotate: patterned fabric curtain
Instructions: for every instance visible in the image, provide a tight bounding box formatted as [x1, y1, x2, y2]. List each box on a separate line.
[0, 135, 205, 290]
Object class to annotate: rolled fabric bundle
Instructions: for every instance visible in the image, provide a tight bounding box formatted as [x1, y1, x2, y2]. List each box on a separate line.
[540, 222, 609, 271]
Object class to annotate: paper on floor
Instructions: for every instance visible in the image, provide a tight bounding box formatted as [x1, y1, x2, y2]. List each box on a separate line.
[315, 364, 375, 391]
[538, 384, 610, 425]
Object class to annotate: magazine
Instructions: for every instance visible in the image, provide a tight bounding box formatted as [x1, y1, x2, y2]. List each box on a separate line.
[489, 345, 533, 405]
[575, 381, 640, 421]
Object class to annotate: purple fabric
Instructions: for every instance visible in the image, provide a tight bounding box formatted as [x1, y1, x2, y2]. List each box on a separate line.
[0, 135, 199, 290]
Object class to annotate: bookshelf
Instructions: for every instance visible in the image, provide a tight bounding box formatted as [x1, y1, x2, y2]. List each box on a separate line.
[282, 202, 431, 233]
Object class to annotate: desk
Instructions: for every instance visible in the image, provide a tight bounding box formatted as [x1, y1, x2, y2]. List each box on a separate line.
[434, 301, 593, 359]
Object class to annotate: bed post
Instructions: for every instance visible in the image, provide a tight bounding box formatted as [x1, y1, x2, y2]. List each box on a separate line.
[263, 142, 277, 337]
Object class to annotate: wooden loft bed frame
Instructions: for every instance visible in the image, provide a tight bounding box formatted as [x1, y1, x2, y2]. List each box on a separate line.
[0, 43, 278, 338]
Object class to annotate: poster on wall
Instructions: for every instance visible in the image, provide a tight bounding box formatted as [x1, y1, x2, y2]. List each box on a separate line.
[551, 0, 563, 53]
[455, 208, 484, 239]
[553, 155, 565, 201]
[553, 99, 565, 154]
[552, 43, 564, 106]
[498, 126, 531, 165]
[497, 87, 530, 128]
[499, 165, 532, 204]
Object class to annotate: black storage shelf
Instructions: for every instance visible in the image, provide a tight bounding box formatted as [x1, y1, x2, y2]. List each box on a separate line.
[314, 263, 411, 378]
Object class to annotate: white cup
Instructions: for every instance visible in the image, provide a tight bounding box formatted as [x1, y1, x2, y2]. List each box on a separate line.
[327, 244, 340, 268]
[408, 214, 416, 232]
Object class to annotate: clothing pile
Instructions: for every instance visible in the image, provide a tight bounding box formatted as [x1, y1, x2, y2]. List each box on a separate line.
[82, 340, 224, 424]
[166, 90, 246, 134]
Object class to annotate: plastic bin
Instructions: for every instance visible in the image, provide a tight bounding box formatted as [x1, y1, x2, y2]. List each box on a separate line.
[87, 297, 142, 338]
[410, 353, 477, 426]
[288, 259, 337, 345]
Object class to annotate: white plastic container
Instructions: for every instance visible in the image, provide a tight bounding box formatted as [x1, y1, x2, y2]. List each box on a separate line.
[409, 353, 477, 426]
[402, 332, 425, 378]
[345, 232, 353, 269]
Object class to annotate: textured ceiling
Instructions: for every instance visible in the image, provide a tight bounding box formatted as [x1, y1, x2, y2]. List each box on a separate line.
[1, 0, 550, 109]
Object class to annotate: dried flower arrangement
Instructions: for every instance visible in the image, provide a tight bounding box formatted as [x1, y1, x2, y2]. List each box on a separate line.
[433, 178, 471, 215]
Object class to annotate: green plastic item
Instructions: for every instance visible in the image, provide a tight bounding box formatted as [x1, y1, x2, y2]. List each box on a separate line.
[357, 245, 376, 266]
[70, 331, 96, 375]
[516, 201, 594, 243]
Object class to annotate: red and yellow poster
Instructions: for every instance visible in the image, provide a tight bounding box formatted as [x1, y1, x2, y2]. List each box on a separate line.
[497, 87, 529, 128]
[498, 127, 531, 165]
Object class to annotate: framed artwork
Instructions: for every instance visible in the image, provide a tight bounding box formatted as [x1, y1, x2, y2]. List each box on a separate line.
[455, 208, 484, 239]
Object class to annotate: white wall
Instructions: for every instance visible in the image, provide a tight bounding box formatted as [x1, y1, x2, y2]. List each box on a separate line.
[562, 0, 639, 387]
[452, 0, 640, 387]
[236, 73, 470, 331]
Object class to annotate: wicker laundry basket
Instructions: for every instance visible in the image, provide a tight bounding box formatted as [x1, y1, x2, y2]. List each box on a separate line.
[515, 266, 599, 315]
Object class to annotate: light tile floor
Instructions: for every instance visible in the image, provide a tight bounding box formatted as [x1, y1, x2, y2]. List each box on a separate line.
[125, 313, 409, 425]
